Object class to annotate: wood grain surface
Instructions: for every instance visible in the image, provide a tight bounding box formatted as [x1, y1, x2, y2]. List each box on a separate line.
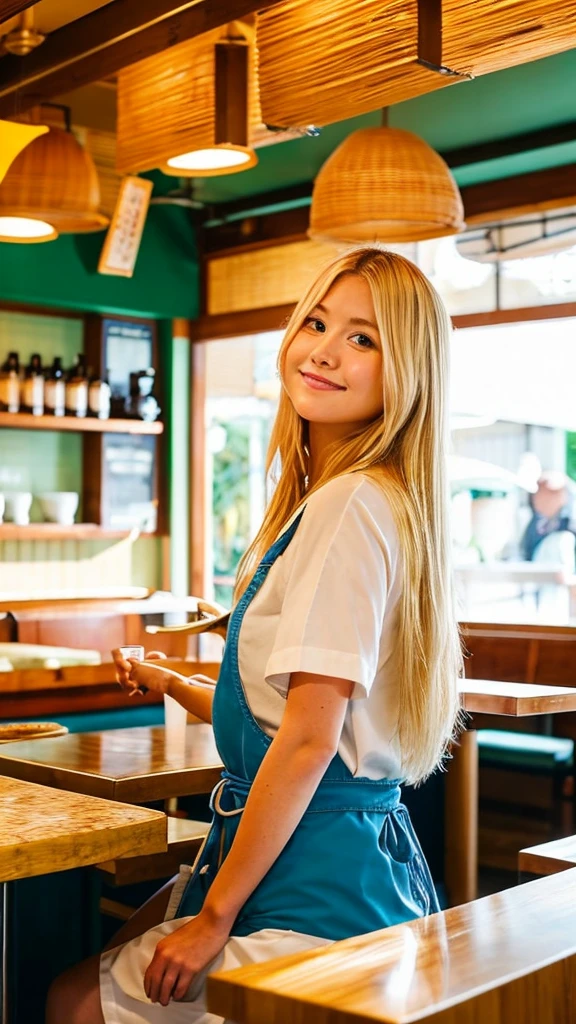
[0, 724, 222, 802]
[459, 679, 576, 716]
[0, 775, 166, 882]
[519, 834, 576, 877]
[97, 816, 209, 885]
[207, 868, 576, 1024]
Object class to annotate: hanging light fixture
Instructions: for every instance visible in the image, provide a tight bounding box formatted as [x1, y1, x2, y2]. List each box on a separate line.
[308, 126, 464, 244]
[116, 23, 260, 177]
[0, 116, 109, 244]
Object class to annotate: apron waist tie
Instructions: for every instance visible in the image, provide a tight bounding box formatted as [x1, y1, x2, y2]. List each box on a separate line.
[212, 768, 404, 815]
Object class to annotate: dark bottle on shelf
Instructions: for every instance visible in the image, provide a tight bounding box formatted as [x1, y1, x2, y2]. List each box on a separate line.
[125, 369, 161, 422]
[88, 367, 111, 420]
[44, 356, 66, 417]
[65, 353, 88, 418]
[0, 351, 21, 413]
[21, 353, 44, 416]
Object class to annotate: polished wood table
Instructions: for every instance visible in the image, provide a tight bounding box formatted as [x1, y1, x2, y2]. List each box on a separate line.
[0, 775, 166, 1023]
[207, 867, 576, 1024]
[446, 680, 576, 908]
[0, 723, 222, 803]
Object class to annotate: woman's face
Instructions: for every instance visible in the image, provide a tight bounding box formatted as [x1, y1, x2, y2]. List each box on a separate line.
[283, 274, 384, 434]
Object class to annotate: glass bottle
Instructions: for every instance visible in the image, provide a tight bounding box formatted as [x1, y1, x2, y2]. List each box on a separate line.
[125, 369, 161, 422]
[44, 356, 65, 417]
[88, 368, 111, 420]
[0, 351, 21, 413]
[21, 353, 44, 416]
[65, 353, 88, 418]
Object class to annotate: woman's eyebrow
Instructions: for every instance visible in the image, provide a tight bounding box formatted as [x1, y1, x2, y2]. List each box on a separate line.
[349, 316, 380, 332]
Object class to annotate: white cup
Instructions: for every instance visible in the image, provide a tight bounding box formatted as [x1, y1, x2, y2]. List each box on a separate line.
[119, 645, 145, 661]
[4, 492, 33, 526]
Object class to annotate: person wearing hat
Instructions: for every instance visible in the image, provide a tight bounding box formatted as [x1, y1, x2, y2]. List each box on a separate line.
[48, 246, 463, 1024]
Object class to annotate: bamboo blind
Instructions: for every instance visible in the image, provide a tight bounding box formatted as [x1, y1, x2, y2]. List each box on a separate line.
[443, 0, 576, 76]
[116, 22, 271, 174]
[256, 0, 449, 129]
[207, 239, 341, 315]
[257, 0, 576, 128]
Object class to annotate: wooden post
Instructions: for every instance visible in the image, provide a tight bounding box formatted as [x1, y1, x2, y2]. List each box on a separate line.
[444, 728, 478, 906]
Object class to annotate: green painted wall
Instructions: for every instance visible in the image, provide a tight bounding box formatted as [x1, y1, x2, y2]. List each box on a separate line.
[0, 204, 199, 319]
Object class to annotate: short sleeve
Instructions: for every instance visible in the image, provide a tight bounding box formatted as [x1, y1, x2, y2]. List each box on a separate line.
[265, 476, 396, 701]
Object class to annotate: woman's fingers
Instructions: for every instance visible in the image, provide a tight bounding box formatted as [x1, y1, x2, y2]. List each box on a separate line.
[110, 648, 132, 687]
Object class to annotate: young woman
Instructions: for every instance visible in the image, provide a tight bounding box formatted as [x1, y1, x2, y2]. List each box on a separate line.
[47, 246, 463, 1024]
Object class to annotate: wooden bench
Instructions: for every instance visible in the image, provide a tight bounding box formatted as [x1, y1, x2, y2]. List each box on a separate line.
[97, 816, 208, 886]
[207, 868, 576, 1024]
[519, 833, 576, 877]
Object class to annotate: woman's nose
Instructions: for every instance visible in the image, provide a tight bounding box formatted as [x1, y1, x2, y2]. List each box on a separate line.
[310, 334, 339, 366]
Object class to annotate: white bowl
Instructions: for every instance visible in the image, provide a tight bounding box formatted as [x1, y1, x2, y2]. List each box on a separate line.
[37, 491, 79, 526]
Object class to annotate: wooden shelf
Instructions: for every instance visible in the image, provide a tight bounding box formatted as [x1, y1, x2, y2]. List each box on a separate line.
[0, 524, 137, 540]
[0, 412, 163, 435]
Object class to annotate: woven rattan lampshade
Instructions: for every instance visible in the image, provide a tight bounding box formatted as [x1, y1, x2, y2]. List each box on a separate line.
[257, 0, 576, 129]
[0, 125, 108, 241]
[117, 25, 262, 176]
[309, 127, 464, 244]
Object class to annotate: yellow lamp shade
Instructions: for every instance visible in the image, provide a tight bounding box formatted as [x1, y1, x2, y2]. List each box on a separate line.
[309, 127, 465, 244]
[0, 120, 49, 185]
[0, 125, 109, 240]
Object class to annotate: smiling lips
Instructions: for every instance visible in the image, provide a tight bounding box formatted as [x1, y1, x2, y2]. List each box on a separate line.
[300, 371, 346, 391]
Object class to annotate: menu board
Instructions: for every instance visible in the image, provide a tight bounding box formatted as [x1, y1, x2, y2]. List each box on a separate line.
[98, 175, 153, 278]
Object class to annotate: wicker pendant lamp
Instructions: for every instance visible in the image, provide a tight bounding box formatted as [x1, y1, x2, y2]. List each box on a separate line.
[116, 24, 261, 177]
[0, 124, 108, 243]
[308, 127, 464, 244]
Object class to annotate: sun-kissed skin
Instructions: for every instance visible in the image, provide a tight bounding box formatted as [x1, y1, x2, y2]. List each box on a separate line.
[45, 274, 382, 1023]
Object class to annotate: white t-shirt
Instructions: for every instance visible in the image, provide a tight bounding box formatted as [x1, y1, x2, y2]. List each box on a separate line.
[238, 473, 404, 780]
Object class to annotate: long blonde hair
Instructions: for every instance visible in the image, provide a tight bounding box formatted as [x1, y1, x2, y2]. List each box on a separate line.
[235, 245, 463, 783]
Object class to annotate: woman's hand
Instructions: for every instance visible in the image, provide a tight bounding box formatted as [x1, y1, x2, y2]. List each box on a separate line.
[111, 649, 170, 697]
[144, 909, 232, 1005]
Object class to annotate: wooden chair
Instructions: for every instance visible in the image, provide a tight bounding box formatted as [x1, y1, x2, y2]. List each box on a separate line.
[207, 868, 576, 1024]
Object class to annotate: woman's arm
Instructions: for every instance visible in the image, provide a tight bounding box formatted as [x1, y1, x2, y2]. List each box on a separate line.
[144, 671, 352, 1003]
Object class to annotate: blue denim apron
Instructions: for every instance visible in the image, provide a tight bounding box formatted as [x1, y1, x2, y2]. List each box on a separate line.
[174, 511, 439, 940]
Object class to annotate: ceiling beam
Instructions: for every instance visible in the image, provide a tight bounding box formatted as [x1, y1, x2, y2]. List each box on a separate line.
[0, 0, 279, 117]
[202, 162, 576, 254]
[0, 1, 36, 23]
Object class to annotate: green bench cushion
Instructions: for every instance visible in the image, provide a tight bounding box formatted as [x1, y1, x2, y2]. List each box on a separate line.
[477, 729, 574, 770]
[11, 705, 164, 734]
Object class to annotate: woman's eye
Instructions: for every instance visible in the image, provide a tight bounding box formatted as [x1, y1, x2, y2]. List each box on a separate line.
[351, 333, 374, 349]
[305, 317, 326, 333]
